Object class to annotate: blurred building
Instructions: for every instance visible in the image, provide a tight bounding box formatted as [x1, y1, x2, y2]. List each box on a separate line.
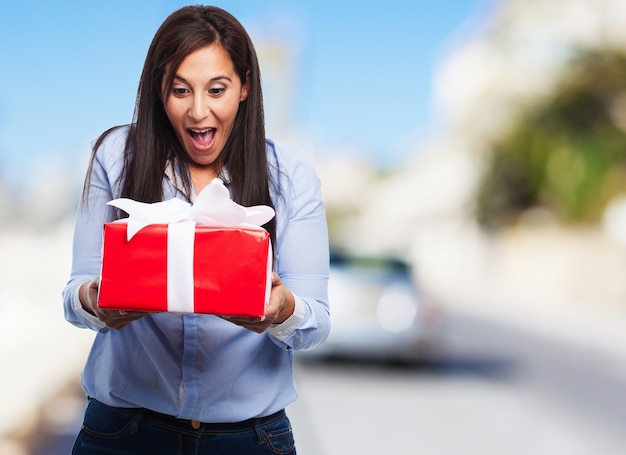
[337, 0, 626, 312]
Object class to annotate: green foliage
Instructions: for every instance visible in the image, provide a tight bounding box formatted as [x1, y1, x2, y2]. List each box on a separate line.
[476, 50, 626, 229]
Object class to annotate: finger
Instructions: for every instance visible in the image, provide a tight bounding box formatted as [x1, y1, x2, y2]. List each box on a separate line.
[224, 315, 266, 323]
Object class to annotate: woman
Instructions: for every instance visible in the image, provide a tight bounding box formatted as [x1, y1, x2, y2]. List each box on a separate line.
[63, 5, 330, 454]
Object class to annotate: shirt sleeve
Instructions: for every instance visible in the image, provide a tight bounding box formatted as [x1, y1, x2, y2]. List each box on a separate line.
[266, 293, 306, 341]
[62, 131, 124, 332]
[267, 142, 331, 351]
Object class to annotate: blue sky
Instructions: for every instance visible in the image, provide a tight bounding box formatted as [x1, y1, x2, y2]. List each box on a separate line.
[0, 0, 493, 190]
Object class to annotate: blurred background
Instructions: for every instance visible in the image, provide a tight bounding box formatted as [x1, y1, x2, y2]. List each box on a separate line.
[2, 0, 626, 453]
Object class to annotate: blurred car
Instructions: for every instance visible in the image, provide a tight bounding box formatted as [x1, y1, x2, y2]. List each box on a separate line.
[300, 250, 445, 364]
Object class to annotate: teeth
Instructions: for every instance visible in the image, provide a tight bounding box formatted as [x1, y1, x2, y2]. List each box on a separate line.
[190, 128, 212, 133]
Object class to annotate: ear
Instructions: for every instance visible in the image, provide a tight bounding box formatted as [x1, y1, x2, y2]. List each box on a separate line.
[240, 70, 250, 102]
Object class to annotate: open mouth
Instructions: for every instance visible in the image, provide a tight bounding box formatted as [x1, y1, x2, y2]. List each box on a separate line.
[188, 128, 216, 149]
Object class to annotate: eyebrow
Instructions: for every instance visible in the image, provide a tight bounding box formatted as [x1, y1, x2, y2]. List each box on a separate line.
[173, 74, 233, 84]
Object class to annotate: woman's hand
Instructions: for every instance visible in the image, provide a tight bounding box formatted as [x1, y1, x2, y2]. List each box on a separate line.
[79, 278, 149, 330]
[221, 272, 295, 333]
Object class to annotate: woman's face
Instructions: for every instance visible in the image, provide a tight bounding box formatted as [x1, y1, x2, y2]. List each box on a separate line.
[163, 43, 249, 169]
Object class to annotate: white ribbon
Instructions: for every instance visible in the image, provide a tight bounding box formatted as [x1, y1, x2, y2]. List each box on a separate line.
[107, 178, 275, 313]
[167, 220, 196, 313]
[108, 178, 275, 240]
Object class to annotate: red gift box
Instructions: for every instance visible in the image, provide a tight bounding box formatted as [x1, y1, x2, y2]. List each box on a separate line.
[98, 221, 272, 317]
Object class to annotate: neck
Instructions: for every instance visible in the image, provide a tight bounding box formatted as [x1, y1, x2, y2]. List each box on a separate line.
[188, 164, 219, 195]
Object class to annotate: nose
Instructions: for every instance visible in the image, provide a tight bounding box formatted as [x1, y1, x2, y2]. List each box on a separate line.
[188, 93, 210, 121]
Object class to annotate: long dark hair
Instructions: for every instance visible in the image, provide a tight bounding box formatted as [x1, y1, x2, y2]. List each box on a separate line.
[85, 5, 276, 244]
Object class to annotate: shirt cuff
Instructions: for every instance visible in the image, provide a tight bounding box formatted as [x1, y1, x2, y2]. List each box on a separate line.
[72, 286, 107, 329]
[267, 292, 305, 342]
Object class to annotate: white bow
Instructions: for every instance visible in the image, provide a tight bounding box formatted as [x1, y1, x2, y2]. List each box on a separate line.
[107, 178, 275, 240]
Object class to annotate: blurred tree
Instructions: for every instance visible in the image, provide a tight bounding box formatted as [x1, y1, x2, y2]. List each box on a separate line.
[476, 50, 626, 230]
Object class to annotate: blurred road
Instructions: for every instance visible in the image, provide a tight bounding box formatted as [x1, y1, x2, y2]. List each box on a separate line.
[23, 310, 626, 455]
[292, 311, 626, 455]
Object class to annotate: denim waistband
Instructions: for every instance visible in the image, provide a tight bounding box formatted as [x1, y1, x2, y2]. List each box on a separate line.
[91, 398, 286, 434]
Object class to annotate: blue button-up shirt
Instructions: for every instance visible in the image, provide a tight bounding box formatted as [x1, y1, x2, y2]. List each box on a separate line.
[62, 126, 330, 422]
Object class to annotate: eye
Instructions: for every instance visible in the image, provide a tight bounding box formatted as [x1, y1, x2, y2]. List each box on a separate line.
[172, 86, 189, 96]
[208, 87, 226, 97]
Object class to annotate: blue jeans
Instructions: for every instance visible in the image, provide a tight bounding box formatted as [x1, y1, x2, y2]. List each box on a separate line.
[72, 398, 296, 454]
